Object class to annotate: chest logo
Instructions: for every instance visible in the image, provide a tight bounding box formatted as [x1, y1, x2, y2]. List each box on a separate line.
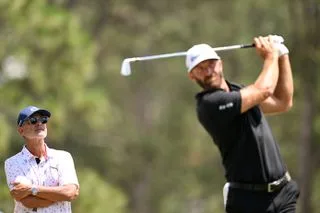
[219, 102, 234, 111]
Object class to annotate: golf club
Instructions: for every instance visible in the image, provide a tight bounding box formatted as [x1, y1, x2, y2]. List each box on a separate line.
[120, 43, 255, 76]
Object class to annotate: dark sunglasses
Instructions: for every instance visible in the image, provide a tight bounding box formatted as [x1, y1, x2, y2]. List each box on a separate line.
[26, 117, 49, 125]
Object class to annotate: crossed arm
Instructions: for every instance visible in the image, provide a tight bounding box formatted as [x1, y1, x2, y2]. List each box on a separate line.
[18, 196, 55, 209]
[11, 182, 79, 208]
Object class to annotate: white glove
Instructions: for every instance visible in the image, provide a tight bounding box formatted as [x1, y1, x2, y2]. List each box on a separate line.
[274, 43, 289, 56]
[270, 35, 289, 56]
[270, 35, 284, 44]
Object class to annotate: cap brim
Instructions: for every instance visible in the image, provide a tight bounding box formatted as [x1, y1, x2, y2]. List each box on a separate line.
[188, 54, 220, 72]
[30, 109, 51, 118]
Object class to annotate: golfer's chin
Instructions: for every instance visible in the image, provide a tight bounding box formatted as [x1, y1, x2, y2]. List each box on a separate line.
[205, 78, 221, 89]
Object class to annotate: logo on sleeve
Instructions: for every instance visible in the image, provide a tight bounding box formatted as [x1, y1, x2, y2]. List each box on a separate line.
[219, 102, 234, 111]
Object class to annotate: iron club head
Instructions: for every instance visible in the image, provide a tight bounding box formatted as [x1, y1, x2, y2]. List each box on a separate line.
[121, 59, 132, 76]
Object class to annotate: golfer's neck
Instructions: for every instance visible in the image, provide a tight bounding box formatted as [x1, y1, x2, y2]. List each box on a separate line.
[208, 79, 229, 92]
[221, 79, 230, 92]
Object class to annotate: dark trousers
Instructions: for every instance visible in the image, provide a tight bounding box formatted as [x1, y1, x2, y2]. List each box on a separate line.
[225, 180, 300, 213]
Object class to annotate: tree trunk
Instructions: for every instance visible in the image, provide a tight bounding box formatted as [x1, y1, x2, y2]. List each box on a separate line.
[132, 165, 152, 213]
[289, 0, 320, 212]
[298, 75, 315, 213]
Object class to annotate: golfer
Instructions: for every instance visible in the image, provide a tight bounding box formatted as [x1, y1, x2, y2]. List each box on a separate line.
[4, 106, 79, 213]
[186, 35, 299, 213]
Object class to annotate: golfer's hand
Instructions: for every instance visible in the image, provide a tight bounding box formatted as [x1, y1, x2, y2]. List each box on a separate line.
[274, 43, 289, 56]
[269, 35, 284, 44]
[265, 35, 289, 57]
[11, 181, 32, 201]
[254, 35, 279, 59]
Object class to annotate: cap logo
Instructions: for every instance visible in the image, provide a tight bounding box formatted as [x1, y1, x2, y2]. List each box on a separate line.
[30, 107, 38, 112]
[190, 54, 199, 63]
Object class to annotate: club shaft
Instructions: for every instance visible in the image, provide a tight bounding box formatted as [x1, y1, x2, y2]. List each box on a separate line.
[129, 43, 255, 62]
[130, 52, 186, 62]
[213, 43, 255, 51]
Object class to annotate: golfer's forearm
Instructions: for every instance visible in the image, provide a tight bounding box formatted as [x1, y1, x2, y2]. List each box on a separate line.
[20, 195, 55, 208]
[36, 184, 79, 202]
[273, 55, 294, 108]
[254, 55, 279, 94]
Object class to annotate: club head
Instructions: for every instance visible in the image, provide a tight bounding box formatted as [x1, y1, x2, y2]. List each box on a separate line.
[121, 59, 132, 76]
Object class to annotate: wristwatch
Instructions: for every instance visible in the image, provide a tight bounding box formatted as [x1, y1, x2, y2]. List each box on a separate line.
[31, 185, 39, 196]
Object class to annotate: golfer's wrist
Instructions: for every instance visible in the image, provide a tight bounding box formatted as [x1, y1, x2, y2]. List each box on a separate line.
[279, 54, 289, 61]
[265, 52, 279, 60]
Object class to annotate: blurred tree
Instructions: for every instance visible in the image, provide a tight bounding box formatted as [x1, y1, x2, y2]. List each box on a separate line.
[1, 0, 319, 212]
[73, 168, 128, 213]
[288, 0, 320, 213]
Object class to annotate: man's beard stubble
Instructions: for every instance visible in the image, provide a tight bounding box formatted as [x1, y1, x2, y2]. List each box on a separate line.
[195, 71, 224, 90]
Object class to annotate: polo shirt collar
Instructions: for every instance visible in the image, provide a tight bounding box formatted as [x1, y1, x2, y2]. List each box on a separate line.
[21, 146, 34, 161]
[195, 80, 241, 99]
[21, 143, 51, 161]
[226, 80, 243, 91]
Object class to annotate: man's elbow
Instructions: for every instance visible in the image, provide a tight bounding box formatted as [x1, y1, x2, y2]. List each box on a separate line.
[10, 191, 23, 202]
[258, 86, 273, 101]
[285, 99, 293, 111]
[19, 197, 35, 208]
[280, 99, 293, 112]
[254, 83, 274, 100]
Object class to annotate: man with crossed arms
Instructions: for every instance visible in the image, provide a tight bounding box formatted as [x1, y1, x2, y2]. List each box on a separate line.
[5, 106, 79, 212]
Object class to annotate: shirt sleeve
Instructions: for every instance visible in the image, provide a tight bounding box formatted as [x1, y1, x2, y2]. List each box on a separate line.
[58, 151, 79, 188]
[199, 90, 241, 123]
[4, 158, 25, 191]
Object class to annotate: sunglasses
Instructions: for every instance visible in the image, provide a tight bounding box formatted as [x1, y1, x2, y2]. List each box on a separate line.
[25, 117, 49, 125]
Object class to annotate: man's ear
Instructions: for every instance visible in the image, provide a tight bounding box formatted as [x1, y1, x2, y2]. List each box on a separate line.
[188, 72, 195, 80]
[17, 126, 24, 135]
[219, 59, 223, 69]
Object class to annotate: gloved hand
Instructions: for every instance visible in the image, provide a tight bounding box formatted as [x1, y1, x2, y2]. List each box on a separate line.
[270, 35, 289, 56]
[275, 43, 289, 56]
[270, 35, 284, 44]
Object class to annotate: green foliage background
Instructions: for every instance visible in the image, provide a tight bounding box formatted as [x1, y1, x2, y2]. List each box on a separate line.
[0, 0, 319, 212]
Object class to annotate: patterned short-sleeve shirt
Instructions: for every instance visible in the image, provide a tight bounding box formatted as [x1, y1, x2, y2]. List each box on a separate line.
[4, 144, 79, 213]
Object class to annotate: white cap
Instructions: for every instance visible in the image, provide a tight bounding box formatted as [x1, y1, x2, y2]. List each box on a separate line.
[185, 44, 220, 72]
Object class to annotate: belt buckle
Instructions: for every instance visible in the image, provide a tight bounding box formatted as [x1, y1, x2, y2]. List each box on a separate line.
[268, 179, 280, 193]
[286, 172, 291, 181]
[267, 183, 274, 193]
[268, 172, 290, 193]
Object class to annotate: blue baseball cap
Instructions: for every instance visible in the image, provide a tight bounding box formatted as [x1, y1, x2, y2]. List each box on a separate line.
[17, 106, 51, 126]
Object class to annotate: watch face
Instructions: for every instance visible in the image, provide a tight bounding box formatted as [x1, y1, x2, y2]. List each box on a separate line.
[32, 187, 38, 195]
